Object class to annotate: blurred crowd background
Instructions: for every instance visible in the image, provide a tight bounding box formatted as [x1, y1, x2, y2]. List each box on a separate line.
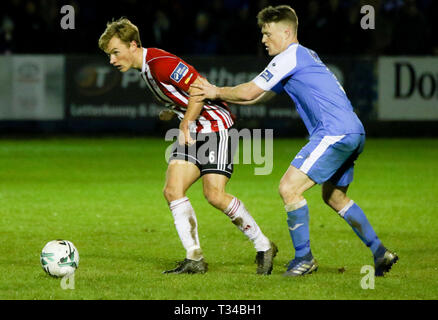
[1, 0, 437, 56]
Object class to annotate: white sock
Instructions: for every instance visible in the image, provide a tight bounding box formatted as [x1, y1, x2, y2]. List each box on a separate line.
[169, 197, 203, 261]
[224, 197, 271, 252]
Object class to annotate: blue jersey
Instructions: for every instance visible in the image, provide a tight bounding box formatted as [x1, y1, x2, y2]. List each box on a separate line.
[253, 43, 365, 137]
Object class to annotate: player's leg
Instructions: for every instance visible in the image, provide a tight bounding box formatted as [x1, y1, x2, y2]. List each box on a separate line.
[163, 159, 200, 203]
[322, 133, 398, 276]
[200, 128, 277, 274]
[322, 181, 384, 251]
[202, 173, 277, 274]
[279, 165, 318, 276]
[322, 180, 398, 276]
[202, 174, 269, 248]
[162, 159, 207, 274]
[281, 135, 363, 276]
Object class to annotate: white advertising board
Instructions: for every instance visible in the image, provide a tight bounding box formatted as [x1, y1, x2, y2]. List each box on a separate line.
[378, 57, 438, 120]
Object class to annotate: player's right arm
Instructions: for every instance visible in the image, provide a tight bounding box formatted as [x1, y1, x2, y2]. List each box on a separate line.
[192, 77, 276, 105]
[191, 78, 266, 104]
[227, 90, 276, 105]
[191, 46, 297, 105]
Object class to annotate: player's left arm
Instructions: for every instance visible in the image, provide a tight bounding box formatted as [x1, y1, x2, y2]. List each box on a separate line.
[153, 58, 203, 145]
[179, 77, 205, 145]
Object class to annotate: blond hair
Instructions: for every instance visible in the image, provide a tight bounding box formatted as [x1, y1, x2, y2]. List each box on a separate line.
[98, 17, 142, 51]
[257, 5, 298, 34]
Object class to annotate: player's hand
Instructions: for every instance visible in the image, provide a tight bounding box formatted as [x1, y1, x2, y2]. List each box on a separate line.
[178, 120, 196, 146]
[190, 77, 219, 100]
[159, 110, 175, 121]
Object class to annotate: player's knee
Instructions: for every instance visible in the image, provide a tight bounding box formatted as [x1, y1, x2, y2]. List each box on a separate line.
[163, 185, 183, 203]
[162, 186, 173, 202]
[278, 180, 300, 203]
[278, 180, 288, 198]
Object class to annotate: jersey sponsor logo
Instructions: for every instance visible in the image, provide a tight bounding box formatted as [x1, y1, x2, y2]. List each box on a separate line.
[261, 69, 274, 82]
[170, 62, 189, 83]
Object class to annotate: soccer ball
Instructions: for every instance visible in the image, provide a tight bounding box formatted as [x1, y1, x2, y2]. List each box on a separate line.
[40, 240, 79, 277]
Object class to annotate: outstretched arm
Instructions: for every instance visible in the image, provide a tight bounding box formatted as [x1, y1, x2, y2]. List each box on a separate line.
[227, 90, 276, 105]
[190, 77, 273, 105]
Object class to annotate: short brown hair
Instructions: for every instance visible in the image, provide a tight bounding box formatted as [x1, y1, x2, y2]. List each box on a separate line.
[98, 17, 142, 51]
[257, 5, 298, 33]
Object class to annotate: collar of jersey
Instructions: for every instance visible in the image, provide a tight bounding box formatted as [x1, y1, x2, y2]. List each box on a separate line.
[141, 48, 148, 73]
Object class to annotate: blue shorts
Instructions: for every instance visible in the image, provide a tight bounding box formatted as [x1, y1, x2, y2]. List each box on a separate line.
[291, 134, 365, 186]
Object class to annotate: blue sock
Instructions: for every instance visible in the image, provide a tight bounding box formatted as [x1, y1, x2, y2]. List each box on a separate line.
[341, 201, 384, 256]
[286, 201, 311, 258]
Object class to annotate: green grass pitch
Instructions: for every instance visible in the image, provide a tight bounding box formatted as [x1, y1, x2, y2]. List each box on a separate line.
[0, 137, 437, 300]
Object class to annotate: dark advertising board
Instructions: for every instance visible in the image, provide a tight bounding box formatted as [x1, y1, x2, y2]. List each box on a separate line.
[65, 54, 376, 132]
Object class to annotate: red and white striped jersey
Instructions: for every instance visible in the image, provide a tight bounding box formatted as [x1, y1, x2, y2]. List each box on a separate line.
[140, 48, 235, 133]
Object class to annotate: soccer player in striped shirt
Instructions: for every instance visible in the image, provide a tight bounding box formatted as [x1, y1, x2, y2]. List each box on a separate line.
[191, 5, 398, 277]
[98, 18, 277, 275]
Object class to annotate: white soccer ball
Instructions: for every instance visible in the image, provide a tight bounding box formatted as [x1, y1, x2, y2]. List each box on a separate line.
[40, 240, 79, 277]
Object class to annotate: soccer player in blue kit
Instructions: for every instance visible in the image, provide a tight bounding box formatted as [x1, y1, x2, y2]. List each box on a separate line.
[191, 5, 398, 277]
